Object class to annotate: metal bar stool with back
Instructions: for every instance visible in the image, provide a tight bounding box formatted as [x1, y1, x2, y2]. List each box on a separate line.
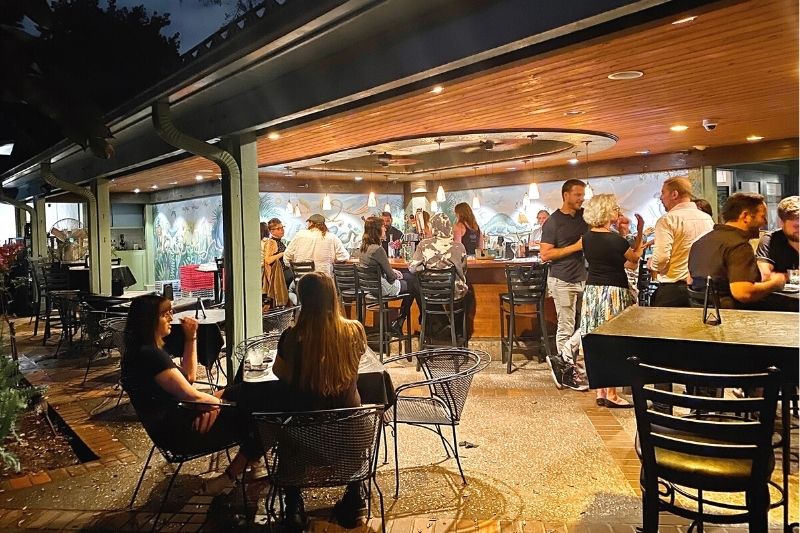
[499, 262, 551, 374]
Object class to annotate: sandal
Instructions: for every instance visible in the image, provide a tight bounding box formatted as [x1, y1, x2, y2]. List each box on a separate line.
[201, 469, 237, 495]
[604, 397, 634, 409]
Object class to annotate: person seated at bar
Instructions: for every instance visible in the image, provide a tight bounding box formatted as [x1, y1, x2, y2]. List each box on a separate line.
[529, 209, 550, 244]
[284, 213, 349, 277]
[380, 211, 404, 254]
[272, 272, 368, 530]
[453, 202, 484, 255]
[756, 195, 799, 281]
[360, 216, 420, 335]
[688, 192, 785, 309]
[414, 210, 433, 238]
[409, 212, 467, 298]
[579, 194, 645, 408]
[121, 294, 260, 495]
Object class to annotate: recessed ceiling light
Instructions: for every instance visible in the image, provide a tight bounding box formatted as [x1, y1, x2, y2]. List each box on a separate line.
[564, 110, 584, 116]
[267, 131, 280, 140]
[635, 150, 651, 155]
[607, 70, 644, 80]
[506, 167, 516, 171]
[672, 15, 697, 25]
[430, 85, 444, 94]
[150, 184, 159, 189]
[567, 158, 579, 165]
[670, 124, 689, 132]
[0, 142, 14, 156]
[746, 135, 764, 142]
[353, 176, 363, 181]
[195, 175, 204, 181]
[169, 181, 178, 185]
[133, 188, 140, 193]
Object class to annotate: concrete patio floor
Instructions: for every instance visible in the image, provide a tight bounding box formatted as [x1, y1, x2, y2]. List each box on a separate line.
[0, 318, 796, 532]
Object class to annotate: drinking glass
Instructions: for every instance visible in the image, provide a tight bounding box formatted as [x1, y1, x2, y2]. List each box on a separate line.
[788, 269, 799, 285]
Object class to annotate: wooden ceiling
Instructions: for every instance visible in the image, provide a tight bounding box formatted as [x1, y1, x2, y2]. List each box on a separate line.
[112, 0, 798, 194]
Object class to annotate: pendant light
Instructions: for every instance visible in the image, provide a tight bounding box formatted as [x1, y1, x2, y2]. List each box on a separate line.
[294, 202, 301, 217]
[471, 167, 481, 209]
[434, 138, 446, 202]
[383, 174, 392, 214]
[321, 159, 332, 210]
[367, 150, 377, 207]
[521, 159, 531, 209]
[286, 198, 294, 213]
[527, 134, 540, 200]
[430, 200, 439, 213]
[582, 140, 593, 200]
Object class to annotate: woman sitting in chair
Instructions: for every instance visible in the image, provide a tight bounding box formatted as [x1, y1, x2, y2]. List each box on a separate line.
[121, 294, 260, 494]
[272, 272, 368, 530]
[359, 216, 420, 335]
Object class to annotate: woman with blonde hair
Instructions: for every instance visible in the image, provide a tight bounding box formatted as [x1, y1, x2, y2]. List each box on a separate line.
[272, 272, 368, 529]
[453, 202, 484, 255]
[580, 193, 645, 408]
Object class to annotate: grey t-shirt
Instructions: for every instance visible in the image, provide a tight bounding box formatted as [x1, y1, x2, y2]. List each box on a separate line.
[540, 208, 588, 283]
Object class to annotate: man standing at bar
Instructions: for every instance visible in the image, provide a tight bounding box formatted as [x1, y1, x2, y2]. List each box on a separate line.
[649, 177, 714, 307]
[381, 211, 404, 254]
[540, 179, 588, 391]
[756, 195, 799, 280]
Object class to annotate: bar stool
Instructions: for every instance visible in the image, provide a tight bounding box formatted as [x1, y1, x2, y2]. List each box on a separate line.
[418, 267, 467, 349]
[42, 268, 70, 345]
[290, 261, 315, 284]
[333, 263, 363, 322]
[356, 264, 412, 360]
[499, 263, 550, 374]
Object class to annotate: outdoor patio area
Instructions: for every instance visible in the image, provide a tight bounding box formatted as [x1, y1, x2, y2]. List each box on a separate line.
[0, 320, 795, 532]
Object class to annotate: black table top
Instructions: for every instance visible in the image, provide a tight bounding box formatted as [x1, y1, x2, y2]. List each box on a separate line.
[583, 306, 799, 388]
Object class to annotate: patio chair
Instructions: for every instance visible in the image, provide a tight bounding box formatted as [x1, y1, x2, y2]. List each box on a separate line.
[252, 405, 386, 532]
[50, 290, 81, 356]
[628, 356, 782, 533]
[262, 306, 297, 335]
[105, 318, 128, 405]
[383, 348, 489, 496]
[80, 305, 125, 385]
[333, 263, 364, 322]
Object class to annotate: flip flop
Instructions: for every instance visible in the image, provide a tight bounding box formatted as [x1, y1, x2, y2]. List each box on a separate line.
[596, 398, 607, 407]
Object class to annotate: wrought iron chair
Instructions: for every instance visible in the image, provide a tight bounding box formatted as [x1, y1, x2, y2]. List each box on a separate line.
[628, 356, 782, 533]
[499, 263, 550, 373]
[383, 348, 489, 497]
[418, 267, 467, 349]
[333, 263, 364, 322]
[40, 267, 71, 344]
[356, 264, 412, 360]
[105, 318, 128, 406]
[262, 306, 297, 336]
[252, 406, 386, 532]
[50, 290, 81, 356]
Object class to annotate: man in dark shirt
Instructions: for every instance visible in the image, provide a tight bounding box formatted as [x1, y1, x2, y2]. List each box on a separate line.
[756, 195, 799, 279]
[540, 179, 589, 391]
[381, 211, 404, 254]
[688, 192, 785, 309]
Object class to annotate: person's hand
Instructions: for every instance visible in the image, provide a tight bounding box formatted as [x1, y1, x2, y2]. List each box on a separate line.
[572, 237, 583, 252]
[769, 271, 787, 291]
[180, 316, 199, 339]
[634, 213, 645, 234]
[642, 240, 655, 250]
[392, 269, 403, 279]
[193, 405, 220, 434]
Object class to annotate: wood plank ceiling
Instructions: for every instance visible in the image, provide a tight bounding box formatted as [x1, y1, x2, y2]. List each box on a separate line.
[113, 0, 798, 193]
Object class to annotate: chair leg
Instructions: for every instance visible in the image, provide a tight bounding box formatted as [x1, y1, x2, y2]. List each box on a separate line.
[151, 461, 183, 532]
[434, 425, 451, 458]
[129, 445, 156, 508]
[378, 304, 385, 361]
[449, 423, 466, 485]
[449, 309, 456, 348]
[393, 418, 400, 498]
[82, 353, 94, 385]
[507, 308, 515, 374]
[746, 486, 769, 533]
[499, 305, 506, 364]
[640, 479, 659, 533]
[382, 425, 389, 464]
[419, 310, 427, 350]
[372, 475, 386, 533]
[33, 296, 42, 336]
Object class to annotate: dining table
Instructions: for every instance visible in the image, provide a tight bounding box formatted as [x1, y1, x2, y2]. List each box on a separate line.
[163, 308, 225, 368]
[66, 264, 137, 294]
[583, 305, 798, 530]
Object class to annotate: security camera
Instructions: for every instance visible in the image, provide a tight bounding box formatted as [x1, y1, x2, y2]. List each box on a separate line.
[702, 119, 718, 131]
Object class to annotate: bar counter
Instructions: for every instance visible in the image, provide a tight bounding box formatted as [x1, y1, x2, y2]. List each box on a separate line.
[354, 257, 556, 340]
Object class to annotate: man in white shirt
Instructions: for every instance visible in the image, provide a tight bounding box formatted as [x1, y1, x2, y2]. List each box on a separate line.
[649, 177, 714, 306]
[283, 214, 349, 277]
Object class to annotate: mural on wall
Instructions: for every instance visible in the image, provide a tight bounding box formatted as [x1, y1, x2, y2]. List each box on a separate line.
[153, 197, 224, 281]
[259, 192, 405, 252]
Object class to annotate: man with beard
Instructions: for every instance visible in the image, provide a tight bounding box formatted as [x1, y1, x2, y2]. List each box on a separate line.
[688, 192, 785, 309]
[756, 195, 799, 280]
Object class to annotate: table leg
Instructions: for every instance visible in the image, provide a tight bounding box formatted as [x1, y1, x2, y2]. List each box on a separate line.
[214, 270, 221, 304]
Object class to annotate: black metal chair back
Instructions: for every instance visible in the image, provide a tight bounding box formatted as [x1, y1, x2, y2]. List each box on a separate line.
[262, 306, 296, 335]
[253, 406, 386, 531]
[418, 348, 486, 422]
[355, 264, 410, 359]
[290, 261, 315, 283]
[628, 356, 781, 532]
[636, 258, 656, 306]
[504, 263, 548, 304]
[50, 291, 81, 355]
[333, 263, 363, 322]
[418, 267, 466, 348]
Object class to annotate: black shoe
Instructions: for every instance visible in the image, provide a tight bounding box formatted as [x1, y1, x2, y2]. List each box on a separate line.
[389, 316, 406, 337]
[333, 491, 366, 529]
[282, 496, 309, 532]
[545, 355, 564, 390]
[561, 365, 589, 391]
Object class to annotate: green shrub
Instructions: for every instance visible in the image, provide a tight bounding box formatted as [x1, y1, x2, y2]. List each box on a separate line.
[0, 322, 32, 473]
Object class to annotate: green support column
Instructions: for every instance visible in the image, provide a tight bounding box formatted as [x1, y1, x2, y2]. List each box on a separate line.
[88, 179, 112, 294]
[144, 205, 156, 290]
[33, 198, 48, 259]
[222, 132, 263, 353]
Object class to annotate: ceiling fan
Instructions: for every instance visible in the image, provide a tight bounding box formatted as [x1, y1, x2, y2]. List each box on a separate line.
[376, 152, 422, 166]
[460, 139, 527, 153]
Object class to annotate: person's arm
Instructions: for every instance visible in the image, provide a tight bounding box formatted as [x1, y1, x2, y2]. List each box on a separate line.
[264, 239, 283, 265]
[333, 235, 350, 262]
[755, 234, 774, 281]
[649, 217, 673, 274]
[179, 317, 199, 383]
[623, 214, 645, 263]
[478, 231, 485, 250]
[154, 368, 221, 433]
[539, 239, 582, 262]
[272, 330, 291, 383]
[727, 243, 785, 303]
[283, 238, 296, 267]
[453, 222, 465, 244]
[372, 246, 397, 280]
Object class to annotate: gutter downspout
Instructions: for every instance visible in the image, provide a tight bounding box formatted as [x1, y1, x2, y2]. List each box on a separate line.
[41, 161, 105, 292]
[152, 100, 241, 379]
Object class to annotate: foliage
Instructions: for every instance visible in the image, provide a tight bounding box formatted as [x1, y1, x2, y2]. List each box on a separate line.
[189, 0, 262, 22]
[0, 324, 33, 473]
[0, 243, 25, 316]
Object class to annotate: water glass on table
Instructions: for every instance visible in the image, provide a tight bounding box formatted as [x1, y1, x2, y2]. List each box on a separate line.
[788, 269, 800, 285]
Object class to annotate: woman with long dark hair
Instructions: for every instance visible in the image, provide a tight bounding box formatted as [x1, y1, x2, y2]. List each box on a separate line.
[121, 294, 259, 494]
[272, 272, 369, 529]
[359, 216, 420, 334]
[453, 202, 484, 255]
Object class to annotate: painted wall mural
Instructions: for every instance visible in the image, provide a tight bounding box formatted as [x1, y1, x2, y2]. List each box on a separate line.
[153, 197, 224, 281]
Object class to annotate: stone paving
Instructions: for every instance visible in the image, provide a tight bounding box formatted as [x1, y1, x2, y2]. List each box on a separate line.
[0, 319, 796, 532]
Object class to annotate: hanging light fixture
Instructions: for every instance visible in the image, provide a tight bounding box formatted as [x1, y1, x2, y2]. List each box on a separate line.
[366, 150, 377, 207]
[521, 159, 531, 209]
[527, 134, 540, 200]
[383, 174, 391, 214]
[321, 159, 332, 210]
[430, 200, 439, 213]
[286, 198, 294, 213]
[471, 166, 481, 209]
[294, 202, 302, 217]
[434, 138, 446, 202]
[583, 140, 594, 200]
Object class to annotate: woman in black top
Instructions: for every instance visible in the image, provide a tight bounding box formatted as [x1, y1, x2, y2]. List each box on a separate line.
[454, 202, 484, 255]
[579, 194, 645, 408]
[120, 294, 259, 494]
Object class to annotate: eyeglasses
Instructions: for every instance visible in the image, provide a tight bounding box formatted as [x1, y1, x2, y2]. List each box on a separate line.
[271, 225, 284, 230]
[160, 308, 174, 318]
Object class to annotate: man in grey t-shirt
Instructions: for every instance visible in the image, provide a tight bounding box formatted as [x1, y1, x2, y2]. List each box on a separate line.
[540, 179, 589, 391]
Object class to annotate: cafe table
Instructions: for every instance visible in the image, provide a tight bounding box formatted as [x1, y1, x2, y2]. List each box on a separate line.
[163, 309, 225, 368]
[583, 306, 798, 529]
[66, 264, 137, 293]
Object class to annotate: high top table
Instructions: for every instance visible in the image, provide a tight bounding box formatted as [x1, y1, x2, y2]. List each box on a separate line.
[583, 306, 798, 530]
